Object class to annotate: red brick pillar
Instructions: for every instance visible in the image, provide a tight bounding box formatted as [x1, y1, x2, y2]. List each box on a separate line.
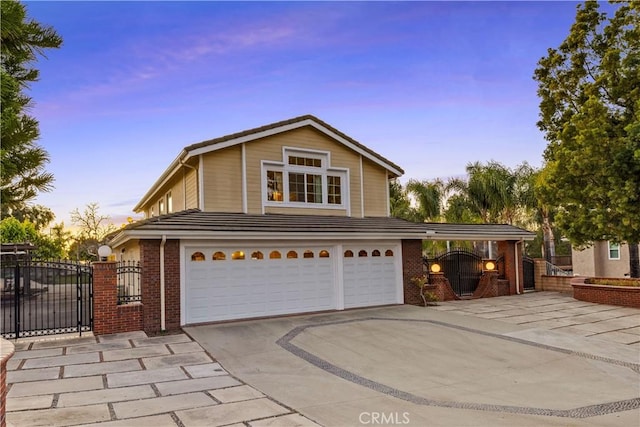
[164, 240, 181, 331]
[140, 240, 161, 334]
[140, 239, 181, 334]
[1, 338, 15, 427]
[93, 262, 118, 335]
[497, 240, 524, 295]
[402, 239, 424, 305]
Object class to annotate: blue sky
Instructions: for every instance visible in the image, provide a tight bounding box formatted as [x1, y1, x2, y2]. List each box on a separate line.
[25, 1, 584, 226]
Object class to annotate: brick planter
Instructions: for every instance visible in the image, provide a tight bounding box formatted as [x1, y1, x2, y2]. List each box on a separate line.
[571, 277, 640, 308]
[1, 338, 15, 427]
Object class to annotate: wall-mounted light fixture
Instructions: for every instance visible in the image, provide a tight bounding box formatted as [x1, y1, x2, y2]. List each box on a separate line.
[484, 260, 496, 271]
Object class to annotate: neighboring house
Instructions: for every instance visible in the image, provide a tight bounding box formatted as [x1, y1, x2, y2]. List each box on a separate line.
[572, 241, 634, 277]
[109, 115, 533, 331]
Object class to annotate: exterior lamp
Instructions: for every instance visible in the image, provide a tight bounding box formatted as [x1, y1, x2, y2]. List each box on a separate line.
[484, 260, 496, 271]
[430, 263, 441, 274]
[98, 245, 112, 261]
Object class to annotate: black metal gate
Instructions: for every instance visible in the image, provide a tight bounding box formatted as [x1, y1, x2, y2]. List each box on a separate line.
[523, 256, 535, 291]
[1, 259, 93, 339]
[427, 249, 483, 296]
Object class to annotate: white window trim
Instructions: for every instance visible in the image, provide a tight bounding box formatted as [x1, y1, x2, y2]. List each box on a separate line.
[608, 241, 621, 260]
[261, 148, 349, 211]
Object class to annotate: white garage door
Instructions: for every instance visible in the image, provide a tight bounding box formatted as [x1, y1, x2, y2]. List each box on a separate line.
[185, 246, 335, 324]
[343, 245, 399, 308]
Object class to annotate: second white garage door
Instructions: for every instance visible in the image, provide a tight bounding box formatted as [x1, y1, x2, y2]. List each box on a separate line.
[185, 246, 335, 324]
[343, 245, 400, 308]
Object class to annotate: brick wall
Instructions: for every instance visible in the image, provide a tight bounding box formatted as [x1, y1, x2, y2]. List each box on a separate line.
[93, 262, 143, 335]
[538, 275, 574, 293]
[402, 239, 424, 305]
[1, 338, 15, 427]
[140, 239, 181, 334]
[429, 273, 460, 301]
[572, 277, 640, 308]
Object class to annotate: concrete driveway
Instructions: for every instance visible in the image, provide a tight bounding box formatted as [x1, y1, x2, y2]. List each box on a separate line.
[186, 292, 640, 427]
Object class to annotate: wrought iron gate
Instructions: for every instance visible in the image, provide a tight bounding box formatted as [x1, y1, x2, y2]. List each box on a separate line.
[523, 256, 535, 291]
[428, 249, 483, 296]
[1, 259, 93, 339]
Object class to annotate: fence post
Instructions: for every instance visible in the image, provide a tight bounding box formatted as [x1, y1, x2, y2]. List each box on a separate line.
[92, 261, 118, 335]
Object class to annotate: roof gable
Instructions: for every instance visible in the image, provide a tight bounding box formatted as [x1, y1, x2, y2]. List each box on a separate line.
[134, 115, 403, 212]
[184, 115, 404, 175]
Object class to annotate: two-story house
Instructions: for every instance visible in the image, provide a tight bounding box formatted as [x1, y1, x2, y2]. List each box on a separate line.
[109, 115, 434, 329]
[108, 115, 534, 331]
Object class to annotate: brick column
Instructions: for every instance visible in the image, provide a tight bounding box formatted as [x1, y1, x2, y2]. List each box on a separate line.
[140, 239, 181, 334]
[164, 240, 181, 331]
[402, 239, 424, 305]
[1, 338, 15, 427]
[93, 262, 118, 335]
[497, 240, 524, 295]
[534, 258, 546, 291]
[140, 240, 161, 334]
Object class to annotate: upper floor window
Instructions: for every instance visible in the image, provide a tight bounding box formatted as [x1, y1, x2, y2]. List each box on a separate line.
[166, 191, 173, 214]
[263, 148, 347, 209]
[608, 242, 620, 260]
[159, 199, 165, 215]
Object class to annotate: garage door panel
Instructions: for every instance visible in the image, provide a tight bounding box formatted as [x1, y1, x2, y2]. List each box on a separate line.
[343, 244, 399, 309]
[185, 246, 335, 323]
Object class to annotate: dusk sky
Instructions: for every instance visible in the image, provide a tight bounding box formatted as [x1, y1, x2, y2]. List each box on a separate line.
[25, 1, 587, 227]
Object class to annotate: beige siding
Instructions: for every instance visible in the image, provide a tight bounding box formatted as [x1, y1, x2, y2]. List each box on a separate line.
[112, 239, 140, 262]
[141, 173, 185, 216]
[202, 146, 243, 212]
[362, 158, 388, 217]
[184, 168, 198, 209]
[244, 127, 366, 216]
[264, 206, 347, 216]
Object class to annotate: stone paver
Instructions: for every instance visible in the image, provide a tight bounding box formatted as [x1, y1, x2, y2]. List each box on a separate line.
[183, 362, 228, 378]
[175, 398, 291, 427]
[155, 375, 241, 395]
[168, 341, 205, 354]
[63, 359, 142, 378]
[57, 384, 156, 407]
[6, 394, 54, 411]
[21, 352, 100, 369]
[7, 366, 60, 383]
[76, 414, 177, 427]
[12, 347, 62, 360]
[113, 392, 216, 418]
[141, 352, 212, 370]
[210, 385, 265, 402]
[6, 330, 314, 427]
[102, 344, 170, 361]
[8, 375, 104, 398]
[249, 414, 322, 427]
[107, 366, 187, 387]
[7, 403, 111, 426]
[65, 341, 132, 354]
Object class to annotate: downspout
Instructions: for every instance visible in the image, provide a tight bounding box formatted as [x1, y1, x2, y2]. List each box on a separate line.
[514, 239, 522, 295]
[160, 235, 167, 331]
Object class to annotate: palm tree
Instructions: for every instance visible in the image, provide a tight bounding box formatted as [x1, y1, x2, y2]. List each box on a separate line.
[406, 179, 444, 222]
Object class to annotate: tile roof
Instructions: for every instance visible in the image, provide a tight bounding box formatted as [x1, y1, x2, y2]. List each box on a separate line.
[109, 210, 535, 245]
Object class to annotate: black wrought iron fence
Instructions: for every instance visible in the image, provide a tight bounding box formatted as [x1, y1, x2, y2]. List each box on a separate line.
[116, 260, 141, 305]
[1, 259, 93, 339]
